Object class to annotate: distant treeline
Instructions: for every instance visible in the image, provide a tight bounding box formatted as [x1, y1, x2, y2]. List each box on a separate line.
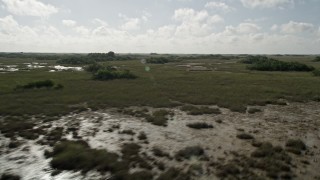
[240, 56, 315, 72]
[0, 53, 69, 60]
[57, 52, 133, 65]
[183, 54, 240, 60]
[145, 57, 180, 64]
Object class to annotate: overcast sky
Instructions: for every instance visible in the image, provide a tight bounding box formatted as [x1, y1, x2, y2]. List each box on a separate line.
[0, 0, 319, 54]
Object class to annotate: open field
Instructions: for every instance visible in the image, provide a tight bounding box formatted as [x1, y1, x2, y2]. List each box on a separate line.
[0, 55, 320, 115]
[0, 54, 320, 180]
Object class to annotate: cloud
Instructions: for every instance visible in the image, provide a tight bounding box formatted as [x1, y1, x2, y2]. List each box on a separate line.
[270, 24, 278, 31]
[1, 0, 58, 18]
[281, 21, 315, 34]
[92, 18, 108, 26]
[172, 8, 223, 37]
[241, 0, 294, 8]
[121, 18, 141, 31]
[118, 13, 143, 31]
[205, 2, 235, 12]
[225, 22, 261, 34]
[62, 20, 76, 27]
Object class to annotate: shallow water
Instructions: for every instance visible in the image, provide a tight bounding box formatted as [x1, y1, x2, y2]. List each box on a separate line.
[0, 102, 320, 179]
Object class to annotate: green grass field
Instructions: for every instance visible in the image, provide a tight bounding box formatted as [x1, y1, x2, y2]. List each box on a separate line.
[0, 55, 319, 115]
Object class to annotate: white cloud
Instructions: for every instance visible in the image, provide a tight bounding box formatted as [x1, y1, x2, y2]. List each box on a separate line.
[225, 22, 261, 34]
[62, 20, 76, 27]
[1, 0, 58, 18]
[271, 24, 278, 31]
[205, 2, 234, 12]
[92, 18, 108, 26]
[172, 8, 223, 37]
[121, 18, 141, 31]
[241, 0, 294, 8]
[281, 21, 314, 34]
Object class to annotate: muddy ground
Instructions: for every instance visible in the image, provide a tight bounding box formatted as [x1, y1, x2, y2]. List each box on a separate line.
[0, 102, 319, 180]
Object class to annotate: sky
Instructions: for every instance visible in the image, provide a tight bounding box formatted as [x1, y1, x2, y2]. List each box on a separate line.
[0, 0, 319, 54]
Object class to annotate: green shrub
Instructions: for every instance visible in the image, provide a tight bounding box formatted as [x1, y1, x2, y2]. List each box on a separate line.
[312, 69, 320, 76]
[186, 122, 213, 129]
[313, 56, 320, 62]
[146, 109, 173, 126]
[0, 173, 21, 180]
[285, 139, 306, 155]
[146, 57, 171, 64]
[16, 80, 54, 90]
[175, 146, 205, 160]
[240, 56, 314, 72]
[50, 141, 120, 172]
[93, 69, 137, 80]
[181, 105, 220, 115]
[236, 133, 254, 140]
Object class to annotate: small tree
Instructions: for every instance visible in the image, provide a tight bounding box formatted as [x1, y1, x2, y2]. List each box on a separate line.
[107, 51, 115, 57]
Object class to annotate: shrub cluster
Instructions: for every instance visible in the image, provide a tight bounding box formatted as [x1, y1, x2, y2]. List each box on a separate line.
[93, 69, 137, 80]
[15, 80, 63, 90]
[313, 56, 320, 62]
[56, 52, 132, 65]
[240, 56, 314, 72]
[145, 57, 173, 64]
[85, 63, 137, 81]
[312, 69, 320, 76]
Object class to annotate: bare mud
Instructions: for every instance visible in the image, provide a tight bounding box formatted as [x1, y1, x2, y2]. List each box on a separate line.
[0, 102, 319, 179]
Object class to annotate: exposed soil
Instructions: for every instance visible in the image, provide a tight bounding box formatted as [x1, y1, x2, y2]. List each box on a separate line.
[0, 102, 319, 179]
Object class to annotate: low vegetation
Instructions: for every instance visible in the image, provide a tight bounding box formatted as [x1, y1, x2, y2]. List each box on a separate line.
[93, 69, 137, 80]
[241, 56, 314, 71]
[186, 122, 213, 129]
[285, 139, 307, 155]
[156, 168, 189, 180]
[0, 173, 21, 180]
[181, 105, 221, 115]
[15, 80, 63, 90]
[313, 56, 320, 62]
[312, 69, 320, 76]
[175, 146, 205, 161]
[218, 141, 296, 179]
[247, 107, 262, 114]
[1, 54, 320, 115]
[236, 133, 254, 140]
[145, 57, 174, 64]
[146, 109, 173, 126]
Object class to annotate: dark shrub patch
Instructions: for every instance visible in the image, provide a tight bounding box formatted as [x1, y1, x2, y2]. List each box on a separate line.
[146, 109, 173, 126]
[247, 108, 261, 114]
[15, 80, 54, 90]
[120, 129, 135, 135]
[0, 173, 21, 180]
[152, 147, 170, 158]
[93, 69, 137, 81]
[217, 164, 240, 177]
[0, 117, 35, 138]
[181, 105, 220, 115]
[175, 146, 205, 161]
[186, 122, 213, 129]
[285, 139, 306, 155]
[156, 168, 189, 180]
[312, 69, 320, 76]
[240, 56, 314, 72]
[236, 133, 254, 140]
[137, 131, 147, 140]
[50, 141, 120, 173]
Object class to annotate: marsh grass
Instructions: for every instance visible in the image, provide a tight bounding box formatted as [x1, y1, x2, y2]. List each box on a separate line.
[181, 105, 221, 115]
[0, 56, 320, 115]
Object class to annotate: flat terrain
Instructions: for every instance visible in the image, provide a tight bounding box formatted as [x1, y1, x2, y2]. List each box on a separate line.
[0, 54, 320, 179]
